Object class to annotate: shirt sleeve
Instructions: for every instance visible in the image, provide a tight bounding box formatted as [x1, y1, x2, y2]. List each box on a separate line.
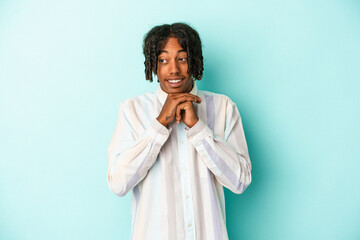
[107, 102, 172, 197]
[186, 98, 252, 194]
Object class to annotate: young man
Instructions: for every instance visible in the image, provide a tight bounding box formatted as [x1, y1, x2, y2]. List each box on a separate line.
[107, 23, 251, 240]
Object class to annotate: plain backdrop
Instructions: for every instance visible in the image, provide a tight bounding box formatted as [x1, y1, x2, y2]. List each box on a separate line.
[0, 0, 359, 239]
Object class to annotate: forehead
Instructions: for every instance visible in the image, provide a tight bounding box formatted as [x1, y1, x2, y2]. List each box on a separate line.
[159, 37, 185, 53]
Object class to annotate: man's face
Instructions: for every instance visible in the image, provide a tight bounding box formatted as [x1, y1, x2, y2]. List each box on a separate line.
[156, 37, 192, 94]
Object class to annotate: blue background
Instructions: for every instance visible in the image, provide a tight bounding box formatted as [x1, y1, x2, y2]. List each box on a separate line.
[1, 0, 359, 239]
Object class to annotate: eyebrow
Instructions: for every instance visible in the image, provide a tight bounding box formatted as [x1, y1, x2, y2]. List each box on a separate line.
[159, 49, 186, 54]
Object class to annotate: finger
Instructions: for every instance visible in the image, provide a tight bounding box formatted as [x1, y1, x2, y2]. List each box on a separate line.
[184, 94, 201, 103]
[180, 101, 191, 111]
[176, 102, 192, 124]
[176, 105, 182, 124]
[174, 96, 201, 105]
[171, 93, 201, 103]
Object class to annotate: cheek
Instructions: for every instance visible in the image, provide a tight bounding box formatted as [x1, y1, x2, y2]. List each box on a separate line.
[157, 65, 167, 76]
[180, 64, 189, 74]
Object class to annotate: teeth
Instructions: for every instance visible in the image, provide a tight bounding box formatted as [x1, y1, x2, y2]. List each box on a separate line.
[168, 79, 181, 83]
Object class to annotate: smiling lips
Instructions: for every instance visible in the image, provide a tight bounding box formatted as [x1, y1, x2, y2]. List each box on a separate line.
[168, 79, 181, 83]
[167, 78, 183, 87]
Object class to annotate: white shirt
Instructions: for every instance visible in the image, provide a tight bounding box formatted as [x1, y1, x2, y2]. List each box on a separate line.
[107, 83, 251, 240]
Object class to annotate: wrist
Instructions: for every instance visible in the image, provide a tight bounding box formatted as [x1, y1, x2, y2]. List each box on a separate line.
[187, 117, 199, 128]
[156, 116, 168, 128]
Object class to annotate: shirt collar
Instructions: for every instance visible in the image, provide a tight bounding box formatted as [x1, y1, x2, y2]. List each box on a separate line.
[156, 82, 198, 105]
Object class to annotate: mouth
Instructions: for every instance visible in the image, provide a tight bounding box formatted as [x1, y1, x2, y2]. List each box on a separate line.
[167, 78, 184, 88]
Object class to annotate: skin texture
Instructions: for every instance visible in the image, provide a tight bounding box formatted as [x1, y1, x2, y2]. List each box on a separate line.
[156, 38, 201, 128]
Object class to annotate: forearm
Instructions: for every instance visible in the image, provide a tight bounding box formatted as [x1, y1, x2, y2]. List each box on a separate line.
[187, 119, 251, 194]
[107, 119, 171, 196]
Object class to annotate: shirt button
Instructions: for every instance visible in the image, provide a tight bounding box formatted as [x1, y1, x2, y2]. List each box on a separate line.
[202, 154, 207, 158]
[184, 168, 187, 172]
[181, 140, 184, 144]
[186, 195, 189, 199]
[188, 223, 192, 227]
[189, 136, 193, 140]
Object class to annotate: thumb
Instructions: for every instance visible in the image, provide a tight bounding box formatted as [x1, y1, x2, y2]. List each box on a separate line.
[176, 103, 188, 124]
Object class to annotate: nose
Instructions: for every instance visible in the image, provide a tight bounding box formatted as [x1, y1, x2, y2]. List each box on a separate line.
[169, 60, 180, 75]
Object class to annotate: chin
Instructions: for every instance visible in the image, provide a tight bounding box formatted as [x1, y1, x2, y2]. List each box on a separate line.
[160, 79, 192, 94]
[171, 87, 189, 93]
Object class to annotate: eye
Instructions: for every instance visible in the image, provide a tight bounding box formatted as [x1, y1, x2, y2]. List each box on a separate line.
[179, 57, 187, 62]
[159, 59, 167, 63]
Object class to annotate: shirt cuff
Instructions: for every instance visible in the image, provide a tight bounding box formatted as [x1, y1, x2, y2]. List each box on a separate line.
[147, 119, 172, 144]
[186, 119, 213, 146]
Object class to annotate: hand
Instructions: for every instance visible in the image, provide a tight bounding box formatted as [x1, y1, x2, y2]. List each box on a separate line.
[157, 93, 201, 128]
[175, 101, 199, 128]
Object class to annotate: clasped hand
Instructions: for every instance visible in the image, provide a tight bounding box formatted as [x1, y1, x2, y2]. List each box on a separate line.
[157, 93, 201, 128]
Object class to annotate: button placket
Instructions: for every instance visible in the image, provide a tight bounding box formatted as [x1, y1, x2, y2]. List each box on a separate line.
[177, 122, 196, 239]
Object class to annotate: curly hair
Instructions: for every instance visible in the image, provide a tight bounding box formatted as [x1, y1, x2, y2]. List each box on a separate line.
[143, 23, 204, 82]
